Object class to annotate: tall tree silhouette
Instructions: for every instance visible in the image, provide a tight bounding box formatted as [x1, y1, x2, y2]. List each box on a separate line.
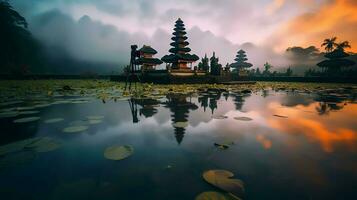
[0, 1, 40, 74]
[321, 37, 337, 52]
[336, 41, 351, 51]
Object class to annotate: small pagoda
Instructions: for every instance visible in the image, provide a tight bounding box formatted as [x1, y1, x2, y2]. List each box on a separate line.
[136, 45, 163, 72]
[230, 49, 252, 77]
[317, 49, 355, 74]
[162, 18, 199, 73]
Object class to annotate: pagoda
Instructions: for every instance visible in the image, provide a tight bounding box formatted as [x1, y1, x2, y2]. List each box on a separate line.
[230, 49, 253, 77]
[317, 49, 355, 74]
[136, 45, 163, 72]
[162, 18, 199, 72]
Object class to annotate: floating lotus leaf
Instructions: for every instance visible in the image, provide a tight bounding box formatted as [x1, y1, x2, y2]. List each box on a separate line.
[44, 118, 64, 124]
[16, 106, 36, 111]
[233, 117, 252, 121]
[25, 137, 62, 153]
[0, 111, 18, 118]
[13, 116, 41, 123]
[0, 100, 23, 106]
[71, 100, 89, 104]
[34, 103, 52, 108]
[69, 120, 89, 126]
[104, 145, 134, 160]
[0, 150, 37, 168]
[18, 110, 40, 115]
[214, 143, 229, 150]
[51, 100, 72, 105]
[0, 107, 16, 112]
[0, 138, 41, 156]
[173, 121, 189, 128]
[88, 119, 103, 125]
[195, 191, 241, 200]
[203, 170, 244, 198]
[86, 116, 104, 120]
[63, 126, 88, 133]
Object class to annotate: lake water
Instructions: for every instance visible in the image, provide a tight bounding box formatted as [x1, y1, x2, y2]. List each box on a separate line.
[0, 82, 356, 200]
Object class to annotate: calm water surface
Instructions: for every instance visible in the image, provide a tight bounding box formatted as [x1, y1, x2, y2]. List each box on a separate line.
[0, 87, 356, 200]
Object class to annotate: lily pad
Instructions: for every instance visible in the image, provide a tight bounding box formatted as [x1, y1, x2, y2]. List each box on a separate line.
[0, 151, 37, 168]
[44, 118, 64, 124]
[0, 138, 40, 156]
[214, 143, 229, 150]
[25, 137, 62, 153]
[0, 100, 23, 106]
[203, 170, 244, 198]
[16, 106, 36, 111]
[63, 126, 88, 133]
[34, 103, 52, 108]
[88, 119, 103, 125]
[195, 191, 240, 200]
[233, 117, 252, 121]
[0, 111, 19, 119]
[173, 121, 189, 128]
[69, 120, 89, 126]
[13, 116, 41, 123]
[104, 145, 134, 160]
[18, 110, 40, 115]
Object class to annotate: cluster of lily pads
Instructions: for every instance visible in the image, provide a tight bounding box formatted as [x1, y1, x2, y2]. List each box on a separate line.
[1, 80, 356, 105]
[195, 169, 245, 200]
[62, 115, 104, 133]
[0, 80, 356, 199]
[0, 137, 62, 168]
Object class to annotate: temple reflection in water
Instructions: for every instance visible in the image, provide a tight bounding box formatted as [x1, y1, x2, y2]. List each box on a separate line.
[125, 87, 356, 148]
[126, 89, 252, 144]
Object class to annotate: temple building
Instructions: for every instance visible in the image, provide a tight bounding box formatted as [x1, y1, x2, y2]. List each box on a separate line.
[162, 18, 200, 75]
[230, 49, 252, 77]
[136, 45, 163, 72]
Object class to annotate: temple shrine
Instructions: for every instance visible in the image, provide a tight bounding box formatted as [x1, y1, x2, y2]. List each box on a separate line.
[161, 18, 200, 75]
[135, 45, 162, 72]
[111, 18, 250, 84]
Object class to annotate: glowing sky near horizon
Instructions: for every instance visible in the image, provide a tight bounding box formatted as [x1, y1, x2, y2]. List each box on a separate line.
[12, 0, 357, 52]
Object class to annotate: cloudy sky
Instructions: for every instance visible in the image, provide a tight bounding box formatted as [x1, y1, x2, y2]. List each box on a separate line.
[10, 0, 357, 71]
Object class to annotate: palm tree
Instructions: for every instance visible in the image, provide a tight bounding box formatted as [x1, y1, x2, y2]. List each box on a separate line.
[336, 41, 351, 51]
[321, 37, 337, 52]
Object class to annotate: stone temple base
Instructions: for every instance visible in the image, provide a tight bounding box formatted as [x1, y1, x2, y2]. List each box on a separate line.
[170, 69, 206, 76]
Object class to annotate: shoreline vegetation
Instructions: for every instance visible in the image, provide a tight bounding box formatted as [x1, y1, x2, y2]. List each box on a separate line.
[1, 80, 356, 100]
[0, 76, 356, 84]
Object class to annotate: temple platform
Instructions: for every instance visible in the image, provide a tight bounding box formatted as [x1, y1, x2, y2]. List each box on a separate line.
[110, 70, 252, 84]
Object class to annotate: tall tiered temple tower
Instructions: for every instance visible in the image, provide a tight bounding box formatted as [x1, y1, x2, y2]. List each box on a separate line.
[162, 18, 199, 72]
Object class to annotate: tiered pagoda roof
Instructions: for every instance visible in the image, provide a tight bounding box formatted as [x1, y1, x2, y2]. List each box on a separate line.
[317, 49, 355, 69]
[161, 18, 199, 64]
[135, 45, 163, 65]
[230, 49, 252, 69]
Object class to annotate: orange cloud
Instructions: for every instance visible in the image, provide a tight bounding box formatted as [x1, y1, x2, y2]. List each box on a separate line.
[266, 0, 286, 15]
[270, 0, 357, 52]
[267, 102, 357, 152]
